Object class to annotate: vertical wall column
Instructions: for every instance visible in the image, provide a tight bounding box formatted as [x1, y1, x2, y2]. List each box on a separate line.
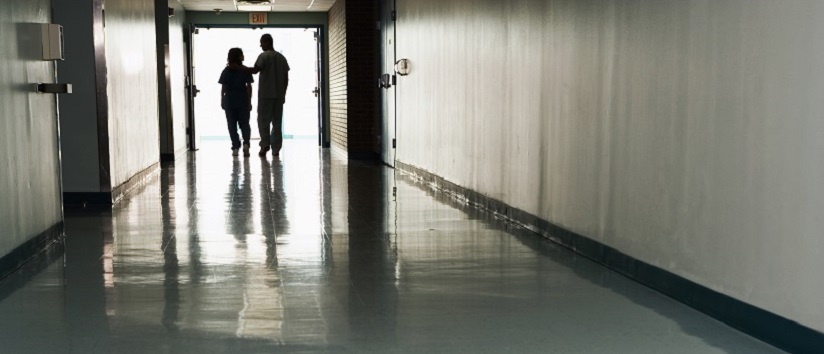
[56, 0, 161, 206]
[156, 0, 188, 162]
[54, 0, 109, 202]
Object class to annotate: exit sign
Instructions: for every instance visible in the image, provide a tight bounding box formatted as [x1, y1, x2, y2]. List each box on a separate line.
[250, 13, 268, 25]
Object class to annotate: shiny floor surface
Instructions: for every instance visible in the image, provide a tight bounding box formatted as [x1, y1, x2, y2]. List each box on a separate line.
[0, 141, 783, 353]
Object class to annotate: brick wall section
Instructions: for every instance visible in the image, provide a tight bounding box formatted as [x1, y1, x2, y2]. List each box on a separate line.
[328, 0, 348, 150]
[328, 0, 379, 158]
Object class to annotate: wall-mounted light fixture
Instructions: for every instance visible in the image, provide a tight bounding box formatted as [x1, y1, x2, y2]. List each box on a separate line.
[395, 59, 410, 76]
[235, 0, 273, 12]
[40, 24, 64, 61]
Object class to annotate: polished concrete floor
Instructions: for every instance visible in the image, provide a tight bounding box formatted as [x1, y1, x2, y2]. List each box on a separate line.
[0, 140, 783, 353]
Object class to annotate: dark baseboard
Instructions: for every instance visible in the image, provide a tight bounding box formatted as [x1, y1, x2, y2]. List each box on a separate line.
[329, 142, 380, 160]
[395, 160, 824, 354]
[63, 192, 112, 207]
[0, 222, 64, 281]
[0, 236, 64, 304]
[64, 162, 160, 208]
[160, 146, 189, 163]
[347, 150, 380, 160]
[111, 162, 160, 204]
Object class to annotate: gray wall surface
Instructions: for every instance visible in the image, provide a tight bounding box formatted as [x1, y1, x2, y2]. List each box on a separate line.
[0, 0, 63, 254]
[106, 0, 161, 187]
[54, 0, 102, 192]
[394, 0, 824, 332]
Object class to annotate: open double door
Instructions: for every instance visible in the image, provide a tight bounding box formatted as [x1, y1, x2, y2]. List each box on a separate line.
[184, 26, 325, 150]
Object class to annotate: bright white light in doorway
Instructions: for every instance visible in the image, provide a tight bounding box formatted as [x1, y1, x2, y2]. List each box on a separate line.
[192, 28, 321, 141]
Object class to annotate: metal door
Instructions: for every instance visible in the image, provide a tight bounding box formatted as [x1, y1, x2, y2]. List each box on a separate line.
[184, 24, 200, 150]
[314, 29, 325, 147]
[380, 0, 397, 166]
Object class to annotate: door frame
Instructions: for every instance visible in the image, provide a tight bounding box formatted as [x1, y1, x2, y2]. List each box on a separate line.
[184, 24, 329, 149]
[379, 0, 397, 166]
[184, 24, 198, 151]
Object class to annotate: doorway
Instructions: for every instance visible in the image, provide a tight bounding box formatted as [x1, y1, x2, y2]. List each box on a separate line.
[189, 27, 323, 148]
[379, 0, 396, 166]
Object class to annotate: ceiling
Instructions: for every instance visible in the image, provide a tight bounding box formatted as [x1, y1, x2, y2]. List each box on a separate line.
[178, 0, 336, 12]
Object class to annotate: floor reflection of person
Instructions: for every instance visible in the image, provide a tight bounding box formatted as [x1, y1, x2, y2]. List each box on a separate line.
[219, 47, 254, 157]
[259, 159, 277, 268]
[227, 158, 253, 241]
[259, 158, 289, 271]
[270, 158, 289, 237]
[160, 165, 180, 333]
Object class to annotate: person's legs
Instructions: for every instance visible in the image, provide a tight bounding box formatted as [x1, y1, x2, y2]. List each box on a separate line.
[271, 100, 284, 154]
[239, 109, 251, 156]
[257, 98, 274, 151]
[225, 109, 241, 150]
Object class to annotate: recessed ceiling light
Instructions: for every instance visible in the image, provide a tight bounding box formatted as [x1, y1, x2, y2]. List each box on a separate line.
[237, 4, 271, 11]
[234, 0, 273, 11]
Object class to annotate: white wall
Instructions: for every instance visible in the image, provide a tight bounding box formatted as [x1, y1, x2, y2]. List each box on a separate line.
[0, 0, 63, 254]
[395, 0, 824, 332]
[106, 0, 160, 188]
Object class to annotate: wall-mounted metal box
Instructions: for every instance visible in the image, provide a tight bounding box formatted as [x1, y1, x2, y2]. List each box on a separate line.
[40, 24, 64, 61]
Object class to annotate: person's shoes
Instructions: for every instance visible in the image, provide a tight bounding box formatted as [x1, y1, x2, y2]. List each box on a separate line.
[232, 148, 239, 157]
[242, 144, 250, 157]
[258, 146, 270, 157]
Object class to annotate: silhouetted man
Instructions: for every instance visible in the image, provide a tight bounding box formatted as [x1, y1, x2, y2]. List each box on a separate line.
[241, 34, 290, 157]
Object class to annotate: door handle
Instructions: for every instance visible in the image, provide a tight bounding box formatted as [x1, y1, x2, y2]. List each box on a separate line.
[312, 87, 319, 97]
[34, 83, 72, 94]
[378, 74, 391, 89]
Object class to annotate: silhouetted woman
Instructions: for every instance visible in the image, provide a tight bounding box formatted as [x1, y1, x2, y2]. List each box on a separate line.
[219, 47, 254, 157]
